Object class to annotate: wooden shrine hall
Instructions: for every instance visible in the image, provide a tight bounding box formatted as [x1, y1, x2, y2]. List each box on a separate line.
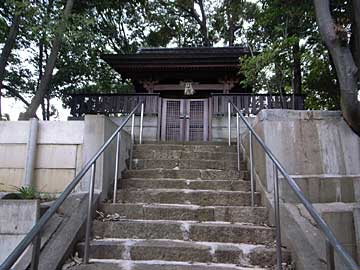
[101, 47, 252, 97]
[69, 47, 304, 141]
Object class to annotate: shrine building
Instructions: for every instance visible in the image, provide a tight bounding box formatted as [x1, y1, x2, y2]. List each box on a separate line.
[69, 47, 304, 142]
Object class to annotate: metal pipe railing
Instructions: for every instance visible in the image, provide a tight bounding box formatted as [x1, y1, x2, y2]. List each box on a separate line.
[236, 112, 240, 171]
[227, 101, 359, 270]
[0, 102, 144, 270]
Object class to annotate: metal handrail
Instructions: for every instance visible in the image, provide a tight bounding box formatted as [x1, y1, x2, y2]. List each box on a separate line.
[228, 101, 359, 270]
[0, 102, 145, 270]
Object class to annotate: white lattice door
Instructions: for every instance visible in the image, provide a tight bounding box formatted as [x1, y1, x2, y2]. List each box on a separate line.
[161, 99, 208, 141]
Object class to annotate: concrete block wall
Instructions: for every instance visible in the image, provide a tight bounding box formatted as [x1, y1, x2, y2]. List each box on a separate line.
[109, 114, 252, 143]
[111, 115, 158, 142]
[77, 115, 131, 200]
[244, 110, 360, 193]
[211, 115, 254, 142]
[241, 109, 360, 269]
[0, 115, 133, 199]
[0, 121, 84, 193]
[0, 200, 39, 264]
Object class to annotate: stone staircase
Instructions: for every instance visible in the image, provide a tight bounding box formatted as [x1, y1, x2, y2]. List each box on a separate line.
[70, 143, 291, 270]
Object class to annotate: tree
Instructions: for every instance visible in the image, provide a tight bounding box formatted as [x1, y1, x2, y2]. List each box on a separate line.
[146, 0, 217, 47]
[0, 0, 24, 118]
[19, 0, 74, 120]
[239, 0, 345, 111]
[213, 0, 258, 46]
[240, 1, 312, 96]
[314, 0, 360, 135]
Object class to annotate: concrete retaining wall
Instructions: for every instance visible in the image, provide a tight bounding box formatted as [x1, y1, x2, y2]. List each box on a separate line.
[246, 110, 360, 192]
[0, 116, 132, 199]
[0, 114, 253, 195]
[0, 121, 84, 193]
[77, 115, 131, 200]
[242, 110, 360, 269]
[0, 200, 39, 265]
[111, 115, 159, 142]
[211, 115, 254, 142]
[109, 114, 252, 143]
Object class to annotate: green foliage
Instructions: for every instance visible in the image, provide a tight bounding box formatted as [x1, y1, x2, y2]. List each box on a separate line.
[240, 38, 295, 94]
[239, 0, 342, 109]
[0, 0, 353, 115]
[13, 185, 39, 200]
[302, 48, 340, 110]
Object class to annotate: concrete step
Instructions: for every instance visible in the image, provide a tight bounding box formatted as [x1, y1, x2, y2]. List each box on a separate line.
[116, 189, 261, 206]
[134, 144, 237, 153]
[77, 239, 290, 267]
[123, 169, 248, 180]
[140, 141, 234, 145]
[92, 220, 274, 244]
[67, 260, 268, 270]
[99, 203, 268, 224]
[132, 149, 240, 161]
[131, 159, 244, 170]
[122, 178, 250, 191]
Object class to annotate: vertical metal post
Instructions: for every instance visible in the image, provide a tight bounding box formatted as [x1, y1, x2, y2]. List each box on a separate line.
[273, 165, 283, 270]
[83, 163, 96, 264]
[326, 240, 335, 270]
[30, 199, 40, 270]
[139, 103, 144, 144]
[228, 102, 231, 146]
[112, 132, 121, 204]
[129, 113, 135, 170]
[131, 113, 135, 144]
[249, 131, 255, 207]
[236, 112, 240, 171]
[30, 227, 41, 270]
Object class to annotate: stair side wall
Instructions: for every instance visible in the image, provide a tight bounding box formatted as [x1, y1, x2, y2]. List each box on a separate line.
[241, 109, 360, 270]
[78, 115, 131, 201]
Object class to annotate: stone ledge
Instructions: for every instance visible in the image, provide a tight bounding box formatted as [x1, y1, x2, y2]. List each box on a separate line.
[257, 110, 342, 122]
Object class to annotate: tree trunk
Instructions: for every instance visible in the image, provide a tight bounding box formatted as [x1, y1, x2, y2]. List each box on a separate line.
[225, 0, 235, 46]
[38, 0, 53, 121]
[41, 100, 46, 120]
[350, 0, 360, 80]
[46, 94, 50, 120]
[292, 39, 302, 95]
[314, 0, 360, 135]
[197, 0, 210, 46]
[19, 0, 74, 120]
[0, 9, 22, 117]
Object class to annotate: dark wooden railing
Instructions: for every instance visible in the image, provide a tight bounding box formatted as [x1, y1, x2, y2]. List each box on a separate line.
[211, 93, 305, 115]
[68, 93, 305, 118]
[68, 93, 160, 117]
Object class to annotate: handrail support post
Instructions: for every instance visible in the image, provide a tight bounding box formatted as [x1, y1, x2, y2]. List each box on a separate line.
[83, 163, 96, 264]
[30, 233, 41, 270]
[236, 112, 240, 171]
[112, 132, 121, 203]
[249, 130, 255, 207]
[129, 113, 135, 170]
[274, 165, 283, 269]
[139, 103, 144, 144]
[326, 240, 335, 270]
[228, 102, 231, 146]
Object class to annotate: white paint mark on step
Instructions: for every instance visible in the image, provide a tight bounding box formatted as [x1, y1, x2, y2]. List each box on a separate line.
[122, 239, 136, 260]
[180, 222, 191, 241]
